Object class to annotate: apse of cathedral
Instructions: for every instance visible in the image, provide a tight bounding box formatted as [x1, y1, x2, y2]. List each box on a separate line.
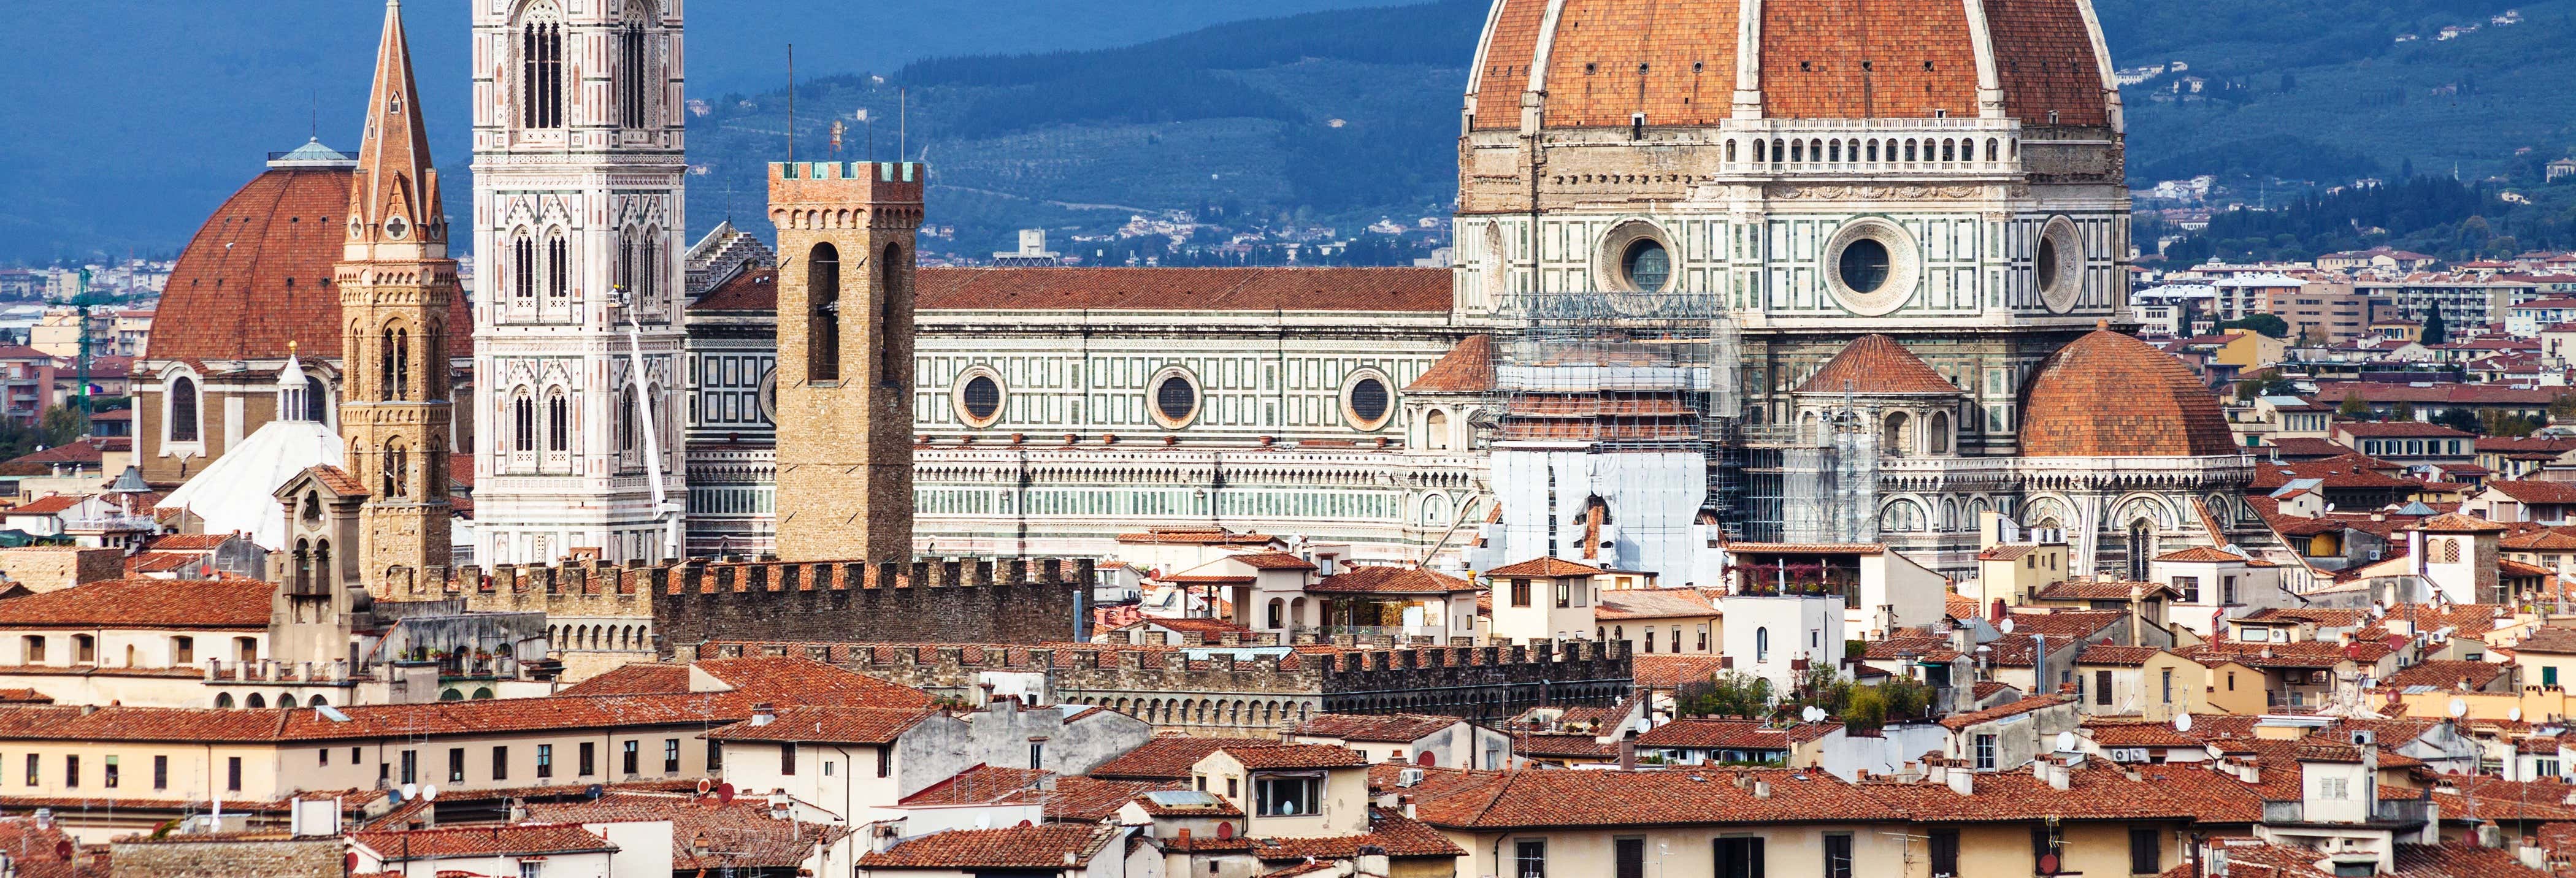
[134, 0, 2272, 589]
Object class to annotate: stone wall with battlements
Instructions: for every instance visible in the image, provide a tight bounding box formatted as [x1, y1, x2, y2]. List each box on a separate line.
[388, 555, 1095, 657]
[686, 635, 1630, 734]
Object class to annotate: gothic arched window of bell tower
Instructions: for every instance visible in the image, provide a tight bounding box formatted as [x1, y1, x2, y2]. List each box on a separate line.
[808, 243, 841, 382]
[382, 325, 410, 401]
[520, 10, 564, 129]
[619, 18, 648, 129]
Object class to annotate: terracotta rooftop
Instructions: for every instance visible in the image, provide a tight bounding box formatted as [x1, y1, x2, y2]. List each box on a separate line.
[352, 823, 616, 861]
[1795, 334, 1960, 395]
[1482, 557, 1607, 578]
[1294, 713, 1463, 744]
[1635, 719, 1835, 749]
[1217, 743, 1370, 770]
[0, 578, 272, 630]
[1309, 565, 1476, 595]
[705, 706, 939, 744]
[1090, 736, 1283, 781]
[858, 825, 1117, 870]
[1404, 334, 1496, 394]
[1939, 695, 2069, 730]
[1413, 767, 1903, 828]
[1595, 588, 1717, 620]
[2075, 644, 2166, 666]
[2020, 330, 2238, 457]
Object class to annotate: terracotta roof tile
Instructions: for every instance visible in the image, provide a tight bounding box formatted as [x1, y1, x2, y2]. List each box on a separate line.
[1761, 0, 1979, 119]
[2021, 330, 2237, 457]
[1310, 565, 1475, 594]
[1229, 552, 1317, 571]
[1795, 335, 1960, 395]
[1482, 557, 1605, 578]
[705, 706, 939, 744]
[1219, 743, 1370, 769]
[1091, 736, 1284, 781]
[1468, 0, 1551, 130]
[1294, 713, 1463, 743]
[1595, 588, 1717, 620]
[1938, 695, 2068, 730]
[0, 578, 272, 629]
[1403, 334, 1495, 394]
[353, 823, 615, 861]
[1631, 654, 1731, 689]
[857, 824, 1116, 869]
[1414, 768, 1902, 828]
[2076, 644, 2166, 666]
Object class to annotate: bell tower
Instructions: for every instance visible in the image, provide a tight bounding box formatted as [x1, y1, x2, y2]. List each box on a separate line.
[338, 0, 454, 584]
[770, 161, 922, 563]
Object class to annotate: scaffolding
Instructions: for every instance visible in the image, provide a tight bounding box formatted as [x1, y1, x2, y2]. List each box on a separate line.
[1485, 291, 1735, 569]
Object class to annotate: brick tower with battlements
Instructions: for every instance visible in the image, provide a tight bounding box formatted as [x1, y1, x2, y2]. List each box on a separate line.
[769, 162, 922, 563]
[338, 0, 456, 583]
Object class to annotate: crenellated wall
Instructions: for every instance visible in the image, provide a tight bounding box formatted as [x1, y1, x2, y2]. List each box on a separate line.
[689, 635, 1629, 733]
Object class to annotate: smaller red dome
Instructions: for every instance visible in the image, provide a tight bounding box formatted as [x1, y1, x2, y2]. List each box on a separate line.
[2019, 330, 2237, 457]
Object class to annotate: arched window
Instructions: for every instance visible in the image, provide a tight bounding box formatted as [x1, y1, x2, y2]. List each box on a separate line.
[315, 540, 332, 589]
[1267, 598, 1284, 629]
[169, 375, 201, 442]
[546, 234, 569, 299]
[305, 376, 329, 422]
[512, 234, 535, 300]
[1929, 410, 1953, 454]
[618, 10, 648, 129]
[383, 440, 408, 498]
[546, 394, 570, 452]
[2127, 521, 2156, 581]
[808, 243, 840, 381]
[616, 234, 635, 299]
[215, 693, 235, 709]
[512, 394, 536, 452]
[1882, 411, 1912, 456]
[246, 693, 266, 709]
[382, 325, 409, 401]
[618, 386, 640, 456]
[1755, 627, 1770, 663]
[521, 9, 564, 129]
[640, 237, 661, 305]
[1424, 410, 1450, 450]
[278, 694, 298, 709]
[1879, 499, 1928, 533]
[880, 243, 907, 386]
[293, 540, 312, 594]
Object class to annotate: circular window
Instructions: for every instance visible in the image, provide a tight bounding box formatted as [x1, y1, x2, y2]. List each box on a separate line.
[1621, 239, 1671, 292]
[1150, 369, 1201, 429]
[755, 370, 779, 424]
[2036, 216, 2086, 313]
[953, 369, 1005, 428]
[962, 376, 1001, 420]
[1592, 220, 1676, 294]
[1344, 374, 1393, 430]
[1838, 239, 1890, 293]
[384, 215, 410, 240]
[1822, 218, 1920, 316]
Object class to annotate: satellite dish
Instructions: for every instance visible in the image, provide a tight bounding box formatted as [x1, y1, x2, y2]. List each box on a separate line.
[1801, 706, 1826, 723]
[2174, 714, 2195, 733]
[2447, 698, 2469, 719]
[584, 784, 605, 801]
[696, 779, 715, 796]
[2055, 731, 2077, 752]
[2510, 707, 2524, 722]
[421, 785, 438, 801]
[1999, 618, 2017, 634]
[401, 783, 418, 801]
[385, 788, 404, 804]
[716, 782, 737, 804]
[975, 814, 991, 830]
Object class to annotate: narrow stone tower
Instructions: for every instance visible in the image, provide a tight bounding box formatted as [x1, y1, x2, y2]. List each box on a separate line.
[769, 161, 922, 563]
[339, 0, 455, 583]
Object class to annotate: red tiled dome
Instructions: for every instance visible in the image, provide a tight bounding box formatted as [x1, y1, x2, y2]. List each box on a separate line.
[2018, 330, 2237, 457]
[150, 158, 472, 362]
[1466, 0, 2113, 130]
[1795, 334, 1959, 395]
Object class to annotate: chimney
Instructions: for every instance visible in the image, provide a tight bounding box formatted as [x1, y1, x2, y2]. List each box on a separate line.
[2239, 755, 2260, 785]
[1355, 845, 1392, 878]
[749, 703, 777, 727]
[1752, 779, 1773, 799]
[1947, 763, 1975, 796]
[1618, 729, 1638, 771]
[2046, 757, 2072, 792]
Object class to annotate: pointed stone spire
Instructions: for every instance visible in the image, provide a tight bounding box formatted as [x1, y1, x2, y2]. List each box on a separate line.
[348, 0, 442, 253]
